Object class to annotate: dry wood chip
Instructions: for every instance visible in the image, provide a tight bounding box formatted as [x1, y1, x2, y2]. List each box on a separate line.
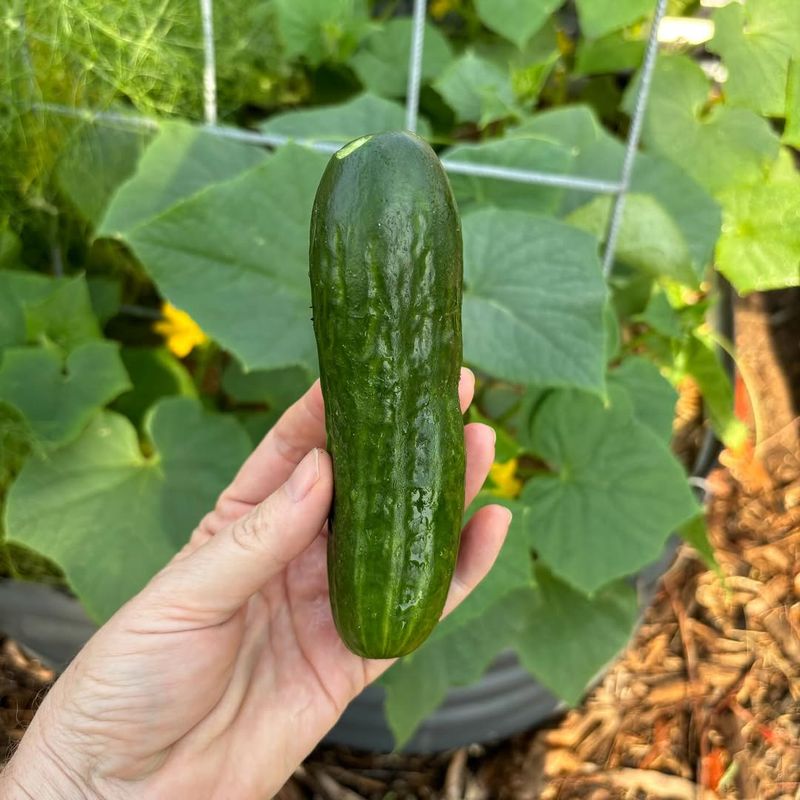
[606, 767, 718, 799]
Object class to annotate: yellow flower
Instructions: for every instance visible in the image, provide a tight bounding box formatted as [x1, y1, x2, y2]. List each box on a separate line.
[489, 458, 522, 499]
[154, 302, 208, 357]
[430, 0, 457, 19]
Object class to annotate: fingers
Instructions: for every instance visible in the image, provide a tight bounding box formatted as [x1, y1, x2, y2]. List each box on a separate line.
[464, 422, 495, 506]
[222, 368, 476, 508]
[442, 504, 512, 618]
[223, 381, 327, 507]
[151, 449, 333, 623]
[457, 367, 475, 414]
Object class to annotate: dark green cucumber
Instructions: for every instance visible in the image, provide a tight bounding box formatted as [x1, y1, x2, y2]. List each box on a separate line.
[309, 130, 465, 659]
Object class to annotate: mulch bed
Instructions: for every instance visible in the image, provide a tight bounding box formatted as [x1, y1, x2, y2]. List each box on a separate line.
[2, 293, 799, 798]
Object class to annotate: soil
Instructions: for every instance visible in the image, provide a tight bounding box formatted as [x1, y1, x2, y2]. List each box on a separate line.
[2, 290, 798, 798]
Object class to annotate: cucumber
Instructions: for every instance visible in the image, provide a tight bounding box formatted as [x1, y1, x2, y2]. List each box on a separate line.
[309, 131, 465, 658]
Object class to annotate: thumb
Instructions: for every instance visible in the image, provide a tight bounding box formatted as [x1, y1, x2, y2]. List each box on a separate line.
[150, 448, 332, 621]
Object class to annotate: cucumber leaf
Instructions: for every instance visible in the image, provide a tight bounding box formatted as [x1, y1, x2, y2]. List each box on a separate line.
[575, 0, 652, 39]
[99, 121, 266, 238]
[260, 92, 431, 141]
[349, 19, 452, 98]
[462, 208, 607, 395]
[625, 55, 780, 194]
[443, 136, 573, 215]
[708, 0, 800, 117]
[4, 399, 250, 622]
[473, 0, 560, 49]
[523, 385, 698, 592]
[716, 153, 800, 294]
[608, 356, 677, 444]
[515, 566, 638, 704]
[567, 194, 697, 287]
[0, 341, 130, 448]
[434, 51, 518, 126]
[101, 142, 329, 374]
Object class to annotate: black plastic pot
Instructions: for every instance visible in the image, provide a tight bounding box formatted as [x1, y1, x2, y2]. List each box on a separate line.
[0, 285, 733, 753]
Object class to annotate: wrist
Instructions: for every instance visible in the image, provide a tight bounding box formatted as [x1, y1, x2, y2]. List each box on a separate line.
[1, 739, 92, 800]
[1, 706, 102, 800]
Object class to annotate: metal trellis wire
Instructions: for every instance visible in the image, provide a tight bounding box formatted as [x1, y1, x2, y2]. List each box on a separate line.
[28, 0, 669, 276]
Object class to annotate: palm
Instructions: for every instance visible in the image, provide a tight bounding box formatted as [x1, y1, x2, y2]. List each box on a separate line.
[35, 372, 507, 800]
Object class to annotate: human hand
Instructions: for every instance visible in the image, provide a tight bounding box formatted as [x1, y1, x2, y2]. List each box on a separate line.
[1, 369, 510, 800]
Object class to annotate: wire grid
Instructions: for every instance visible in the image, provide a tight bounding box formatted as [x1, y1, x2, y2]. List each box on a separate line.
[29, 0, 669, 276]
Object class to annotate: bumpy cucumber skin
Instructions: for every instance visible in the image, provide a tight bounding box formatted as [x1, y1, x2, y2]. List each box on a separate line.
[309, 131, 465, 659]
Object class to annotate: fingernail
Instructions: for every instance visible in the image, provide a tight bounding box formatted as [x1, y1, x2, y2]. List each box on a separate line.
[490, 426, 497, 445]
[501, 507, 513, 526]
[286, 449, 320, 502]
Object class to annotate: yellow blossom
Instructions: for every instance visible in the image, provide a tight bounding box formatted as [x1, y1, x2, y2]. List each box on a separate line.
[154, 302, 208, 357]
[430, 0, 457, 19]
[489, 458, 522, 499]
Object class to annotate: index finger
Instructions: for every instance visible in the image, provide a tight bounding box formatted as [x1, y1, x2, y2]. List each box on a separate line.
[223, 367, 476, 506]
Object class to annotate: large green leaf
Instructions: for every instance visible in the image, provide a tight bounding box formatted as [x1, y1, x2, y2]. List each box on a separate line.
[514, 105, 721, 272]
[567, 194, 697, 286]
[24, 276, 101, 352]
[709, 0, 800, 117]
[99, 121, 266, 238]
[516, 566, 638, 704]
[523, 386, 698, 592]
[608, 356, 677, 444]
[575, 0, 652, 39]
[274, 0, 369, 65]
[0, 271, 54, 307]
[443, 136, 573, 215]
[4, 399, 250, 621]
[56, 123, 151, 226]
[349, 19, 452, 98]
[433, 51, 517, 126]
[461, 208, 607, 394]
[260, 92, 430, 141]
[0, 272, 101, 354]
[716, 156, 800, 294]
[512, 104, 603, 149]
[474, 0, 560, 49]
[629, 154, 720, 278]
[626, 55, 780, 194]
[0, 341, 130, 447]
[104, 143, 329, 373]
[382, 496, 533, 747]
